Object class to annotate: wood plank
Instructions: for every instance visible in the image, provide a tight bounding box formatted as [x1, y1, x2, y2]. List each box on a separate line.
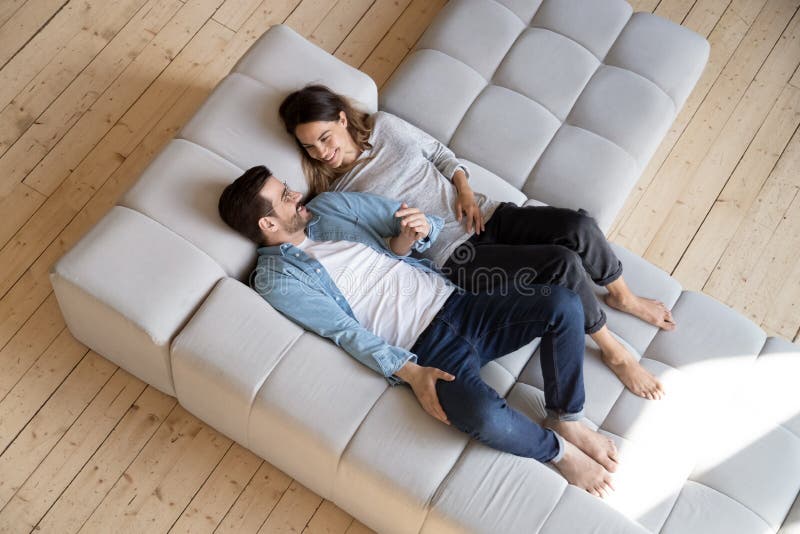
[644, 9, 800, 274]
[359, 0, 447, 87]
[0, 0, 159, 165]
[0, 368, 146, 532]
[0, 0, 68, 70]
[0, 328, 87, 454]
[0, 0, 297, 373]
[257, 480, 322, 534]
[728, 190, 800, 325]
[79, 413, 230, 534]
[612, 0, 799, 255]
[215, 462, 292, 534]
[0, 1, 27, 29]
[22, 0, 225, 197]
[628, 0, 659, 12]
[762, 242, 800, 338]
[212, 0, 262, 31]
[654, 0, 698, 24]
[333, 0, 411, 68]
[0, 0, 90, 112]
[33, 386, 176, 533]
[610, 0, 761, 239]
[0, 182, 45, 254]
[0, 293, 62, 401]
[284, 0, 338, 38]
[308, 0, 374, 54]
[344, 520, 376, 534]
[168, 443, 263, 534]
[303, 500, 353, 534]
[703, 179, 799, 303]
[0, 19, 233, 303]
[672, 84, 800, 289]
[0, 351, 115, 508]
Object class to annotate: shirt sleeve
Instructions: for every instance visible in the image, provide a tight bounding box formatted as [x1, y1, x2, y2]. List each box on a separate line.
[331, 191, 445, 252]
[254, 267, 416, 385]
[392, 113, 470, 182]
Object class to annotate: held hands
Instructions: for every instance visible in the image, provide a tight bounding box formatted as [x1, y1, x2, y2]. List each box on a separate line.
[394, 361, 455, 425]
[395, 203, 431, 240]
[389, 203, 431, 255]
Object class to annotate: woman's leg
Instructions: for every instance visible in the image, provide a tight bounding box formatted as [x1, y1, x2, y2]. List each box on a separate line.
[477, 203, 675, 330]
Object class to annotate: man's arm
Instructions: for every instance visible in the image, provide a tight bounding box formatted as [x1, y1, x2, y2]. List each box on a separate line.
[254, 266, 414, 382]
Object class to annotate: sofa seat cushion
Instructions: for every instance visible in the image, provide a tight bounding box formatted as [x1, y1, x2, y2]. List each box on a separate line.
[121, 139, 254, 280]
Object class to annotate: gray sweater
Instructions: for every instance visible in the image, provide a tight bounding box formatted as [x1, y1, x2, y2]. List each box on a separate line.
[331, 112, 500, 267]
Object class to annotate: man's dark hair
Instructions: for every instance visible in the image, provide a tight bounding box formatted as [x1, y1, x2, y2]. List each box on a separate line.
[218, 165, 273, 245]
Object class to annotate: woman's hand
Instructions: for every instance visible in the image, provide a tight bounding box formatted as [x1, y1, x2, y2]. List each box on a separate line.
[394, 361, 455, 425]
[452, 172, 484, 235]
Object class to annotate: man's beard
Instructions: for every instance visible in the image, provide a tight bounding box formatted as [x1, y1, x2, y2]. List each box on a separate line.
[283, 211, 308, 234]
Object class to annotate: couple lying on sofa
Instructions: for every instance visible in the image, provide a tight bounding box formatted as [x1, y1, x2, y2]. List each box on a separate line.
[217, 86, 677, 497]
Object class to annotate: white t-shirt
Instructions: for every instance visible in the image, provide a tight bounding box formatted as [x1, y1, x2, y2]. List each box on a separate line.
[297, 238, 454, 349]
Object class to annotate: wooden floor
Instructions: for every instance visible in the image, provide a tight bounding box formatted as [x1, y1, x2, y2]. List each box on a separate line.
[0, 0, 798, 532]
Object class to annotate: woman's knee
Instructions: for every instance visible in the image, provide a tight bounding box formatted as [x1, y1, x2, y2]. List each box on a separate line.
[563, 209, 603, 242]
[549, 247, 584, 284]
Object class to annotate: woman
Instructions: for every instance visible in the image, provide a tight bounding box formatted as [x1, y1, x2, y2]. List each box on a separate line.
[279, 85, 675, 400]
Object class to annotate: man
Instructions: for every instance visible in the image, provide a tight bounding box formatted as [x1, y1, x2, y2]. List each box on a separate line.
[218, 165, 618, 497]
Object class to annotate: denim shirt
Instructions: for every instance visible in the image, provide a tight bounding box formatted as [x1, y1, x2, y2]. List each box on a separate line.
[251, 191, 447, 384]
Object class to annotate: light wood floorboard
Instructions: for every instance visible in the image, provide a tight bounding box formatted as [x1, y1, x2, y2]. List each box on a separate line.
[0, 1, 797, 533]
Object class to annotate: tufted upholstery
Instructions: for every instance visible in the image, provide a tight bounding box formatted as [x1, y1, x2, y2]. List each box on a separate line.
[50, 2, 800, 533]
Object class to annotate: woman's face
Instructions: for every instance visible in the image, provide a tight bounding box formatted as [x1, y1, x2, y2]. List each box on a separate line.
[294, 111, 359, 168]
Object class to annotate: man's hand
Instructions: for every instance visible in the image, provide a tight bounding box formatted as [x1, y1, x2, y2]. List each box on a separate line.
[389, 203, 431, 255]
[394, 361, 455, 425]
[452, 171, 484, 235]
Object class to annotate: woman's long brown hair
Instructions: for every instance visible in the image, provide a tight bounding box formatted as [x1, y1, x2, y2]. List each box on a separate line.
[279, 85, 374, 198]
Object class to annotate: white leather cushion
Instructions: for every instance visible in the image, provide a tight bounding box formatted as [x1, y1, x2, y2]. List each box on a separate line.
[606, 13, 711, 109]
[661, 481, 772, 534]
[450, 85, 561, 189]
[421, 442, 566, 534]
[415, 0, 525, 80]
[494, 27, 599, 121]
[566, 65, 676, 169]
[178, 74, 309, 195]
[540, 485, 649, 534]
[460, 158, 526, 206]
[171, 277, 304, 446]
[492, 0, 543, 25]
[121, 140, 255, 280]
[525, 124, 638, 232]
[379, 49, 486, 145]
[232, 24, 378, 112]
[334, 387, 468, 534]
[645, 291, 766, 408]
[249, 333, 388, 498]
[530, 0, 632, 60]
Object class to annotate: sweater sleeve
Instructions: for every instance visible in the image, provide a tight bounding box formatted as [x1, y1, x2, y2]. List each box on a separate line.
[386, 112, 470, 183]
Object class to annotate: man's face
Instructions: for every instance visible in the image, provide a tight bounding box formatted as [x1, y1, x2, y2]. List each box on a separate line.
[259, 176, 311, 238]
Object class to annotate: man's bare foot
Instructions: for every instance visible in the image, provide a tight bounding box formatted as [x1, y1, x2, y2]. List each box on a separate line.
[551, 440, 614, 498]
[600, 339, 665, 400]
[546, 418, 619, 473]
[605, 294, 676, 331]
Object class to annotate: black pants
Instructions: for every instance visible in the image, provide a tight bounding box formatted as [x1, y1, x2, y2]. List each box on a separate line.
[442, 203, 623, 334]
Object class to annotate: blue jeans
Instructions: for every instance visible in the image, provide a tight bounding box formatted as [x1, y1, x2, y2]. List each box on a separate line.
[410, 284, 586, 463]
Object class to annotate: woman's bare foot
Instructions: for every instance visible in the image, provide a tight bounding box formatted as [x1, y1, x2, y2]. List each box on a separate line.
[592, 327, 665, 400]
[605, 293, 676, 331]
[546, 418, 619, 473]
[551, 440, 614, 498]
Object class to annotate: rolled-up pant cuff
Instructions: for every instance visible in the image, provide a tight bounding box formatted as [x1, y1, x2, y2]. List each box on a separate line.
[546, 408, 584, 422]
[585, 309, 607, 335]
[595, 260, 623, 287]
[549, 432, 567, 464]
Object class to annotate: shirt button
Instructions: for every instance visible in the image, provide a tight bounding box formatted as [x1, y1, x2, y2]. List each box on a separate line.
[315, 268, 321, 273]
[295, 253, 300, 257]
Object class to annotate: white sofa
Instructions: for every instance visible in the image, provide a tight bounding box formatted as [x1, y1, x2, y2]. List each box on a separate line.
[50, 1, 800, 532]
